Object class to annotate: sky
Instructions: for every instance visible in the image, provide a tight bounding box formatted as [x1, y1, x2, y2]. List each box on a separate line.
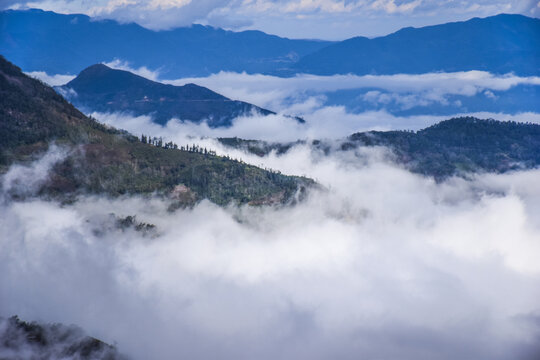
[3, 0, 540, 39]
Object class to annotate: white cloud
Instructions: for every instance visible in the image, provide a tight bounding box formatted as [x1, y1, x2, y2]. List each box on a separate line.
[1, 145, 68, 197]
[25, 71, 75, 86]
[91, 108, 540, 143]
[103, 59, 161, 81]
[1, 144, 540, 359]
[163, 71, 540, 113]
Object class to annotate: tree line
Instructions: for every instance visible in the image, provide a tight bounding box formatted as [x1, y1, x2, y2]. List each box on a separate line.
[140, 134, 217, 155]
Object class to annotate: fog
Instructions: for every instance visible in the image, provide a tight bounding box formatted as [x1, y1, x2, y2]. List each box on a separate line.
[92, 109, 540, 142]
[1, 143, 540, 360]
[7, 63, 540, 359]
[164, 71, 540, 110]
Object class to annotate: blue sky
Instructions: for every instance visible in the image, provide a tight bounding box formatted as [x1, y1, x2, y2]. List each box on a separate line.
[4, 0, 540, 39]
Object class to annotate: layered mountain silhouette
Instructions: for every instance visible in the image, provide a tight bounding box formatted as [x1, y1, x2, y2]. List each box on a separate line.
[56, 64, 295, 126]
[0, 9, 331, 78]
[0, 56, 311, 205]
[2, 9, 538, 78]
[293, 14, 540, 76]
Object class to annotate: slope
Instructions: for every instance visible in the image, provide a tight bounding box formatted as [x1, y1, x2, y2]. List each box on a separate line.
[57, 64, 291, 127]
[0, 56, 311, 205]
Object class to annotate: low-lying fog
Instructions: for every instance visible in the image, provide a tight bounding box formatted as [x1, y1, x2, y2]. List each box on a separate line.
[2, 141, 540, 359]
[9, 64, 540, 359]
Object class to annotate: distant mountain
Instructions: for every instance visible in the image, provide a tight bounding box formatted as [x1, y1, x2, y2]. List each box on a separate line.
[219, 117, 540, 179]
[0, 9, 332, 78]
[56, 64, 297, 127]
[0, 56, 311, 205]
[2, 10, 536, 78]
[293, 14, 540, 76]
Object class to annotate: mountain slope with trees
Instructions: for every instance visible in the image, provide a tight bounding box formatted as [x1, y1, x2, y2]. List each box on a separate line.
[0, 56, 311, 205]
[219, 117, 540, 179]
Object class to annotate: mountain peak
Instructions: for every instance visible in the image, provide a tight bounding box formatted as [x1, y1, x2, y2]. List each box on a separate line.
[59, 65, 279, 126]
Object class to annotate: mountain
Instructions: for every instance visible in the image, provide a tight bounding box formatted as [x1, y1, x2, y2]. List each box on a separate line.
[343, 117, 540, 178]
[3, 10, 536, 78]
[293, 14, 540, 76]
[0, 9, 332, 78]
[56, 64, 300, 127]
[219, 117, 540, 179]
[0, 316, 125, 360]
[0, 56, 311, 205]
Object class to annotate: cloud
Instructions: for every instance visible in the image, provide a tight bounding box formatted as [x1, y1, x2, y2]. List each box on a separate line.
[90, 108, 540, 143]
[25, 71, 75, 86]
[1, 145, 68, 198]
[103, 59, 161, 81]
[163, 71, 540, 110]
[1, 142, 540, 360]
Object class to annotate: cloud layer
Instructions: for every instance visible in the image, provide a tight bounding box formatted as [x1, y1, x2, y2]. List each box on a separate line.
[164, 70, 540, 116]
[1, 143, 540, 360]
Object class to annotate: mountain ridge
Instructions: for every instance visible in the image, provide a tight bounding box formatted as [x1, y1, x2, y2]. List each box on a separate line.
[3, 10, 538, 77]
[218, 117, 540, 179]
[292, 13, 540, 76]
[0, 8, 332, 78]
[56, 63, 302, 126]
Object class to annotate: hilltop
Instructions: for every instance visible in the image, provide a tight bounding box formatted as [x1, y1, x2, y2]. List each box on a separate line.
[56, 64, 303, 127]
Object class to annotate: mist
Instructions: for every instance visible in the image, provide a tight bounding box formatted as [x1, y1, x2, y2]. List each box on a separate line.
[91, 109, 540, 143]
[1, 142, 540, 360]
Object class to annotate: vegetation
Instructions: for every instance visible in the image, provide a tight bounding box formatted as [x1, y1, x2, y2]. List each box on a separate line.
[218, 137, 301, 157]
[219, 117, 540, 180]
[344, 117, 540, 178]
[0, 316, 124, 360]
[0, 56, 312, 205]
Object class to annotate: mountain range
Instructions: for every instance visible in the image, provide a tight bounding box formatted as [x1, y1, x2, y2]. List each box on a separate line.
[0, 55, 310, 205]
[0, 8, 331, 78]
[1, 10, 538, 77]
[293, 14, 540, 76]
[56, 63, 297, 127]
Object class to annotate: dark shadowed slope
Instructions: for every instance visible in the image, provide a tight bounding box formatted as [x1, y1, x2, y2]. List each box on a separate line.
[0, 316, 125, 360]
[0, 56, 311, 205]
[344, 117, 540, 178]
[0, 9, 332, 78]
[293, 14, 540, 76]
[56, 64, 299, 127]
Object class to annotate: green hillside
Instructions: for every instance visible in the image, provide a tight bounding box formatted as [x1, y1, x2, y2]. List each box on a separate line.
[0, 56, 311, 205]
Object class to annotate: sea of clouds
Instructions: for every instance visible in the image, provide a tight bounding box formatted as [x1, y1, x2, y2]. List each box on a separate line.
[1, 142, 540, 360]
[10, 63, 540, 359]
